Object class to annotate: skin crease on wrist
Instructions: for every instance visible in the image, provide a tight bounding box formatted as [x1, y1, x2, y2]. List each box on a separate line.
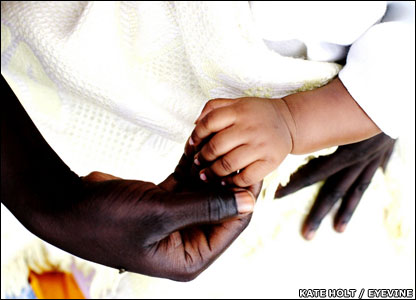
[280, 77, 381, 155]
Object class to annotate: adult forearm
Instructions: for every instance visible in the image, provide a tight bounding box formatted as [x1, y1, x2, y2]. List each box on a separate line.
[280, 77, 381, 154]
[1, 76, 82, 231]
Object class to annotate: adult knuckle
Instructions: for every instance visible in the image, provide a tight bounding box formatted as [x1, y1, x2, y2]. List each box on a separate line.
[356, 181, 371, 193]
[341, 211, 353, 221]
[321, 189, 344, 204]
[207, 192, 234, 221]
[299, 173, 315, 188]
[330, 190, 344, 199]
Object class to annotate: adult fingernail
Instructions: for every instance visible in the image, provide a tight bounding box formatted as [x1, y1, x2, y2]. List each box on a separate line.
[234, 191, 255, 214]
[200, 171, 207, 181]
[304, 229, 316, 240]
[189, 137, 195, 146]
[336, 222, 347, 233]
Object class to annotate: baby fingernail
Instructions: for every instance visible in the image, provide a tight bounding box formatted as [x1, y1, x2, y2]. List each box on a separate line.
[194, 157, 200, 166]
[336, 222, 347, 233]
[304, 229, 316, 240]
[200, 171, 207, 181]
[221, 180, 226, 186]
[235, 191, 255, 214]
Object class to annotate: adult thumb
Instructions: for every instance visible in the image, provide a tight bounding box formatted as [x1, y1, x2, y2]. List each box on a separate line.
[168, 188, 255, 230]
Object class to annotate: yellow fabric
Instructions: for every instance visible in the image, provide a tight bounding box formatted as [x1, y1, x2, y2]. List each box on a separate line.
[29, 270, 84, 299]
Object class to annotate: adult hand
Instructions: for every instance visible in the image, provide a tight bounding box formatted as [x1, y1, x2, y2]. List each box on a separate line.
[274, 133, 396, 240]
[1, 76, 261, 282]
[37, 152, 260, 282]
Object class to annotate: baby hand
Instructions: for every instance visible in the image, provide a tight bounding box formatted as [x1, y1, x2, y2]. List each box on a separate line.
[188, 97, 295, 187]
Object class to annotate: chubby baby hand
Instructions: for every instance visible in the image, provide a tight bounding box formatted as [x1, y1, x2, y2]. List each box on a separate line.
[187, 97, 295, 187]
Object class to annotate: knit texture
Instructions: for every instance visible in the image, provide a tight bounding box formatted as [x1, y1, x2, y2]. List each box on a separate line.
[1, 1, 341, 182]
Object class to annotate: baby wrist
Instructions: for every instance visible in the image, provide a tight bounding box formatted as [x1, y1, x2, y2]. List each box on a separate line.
[271, 98, 297, 154]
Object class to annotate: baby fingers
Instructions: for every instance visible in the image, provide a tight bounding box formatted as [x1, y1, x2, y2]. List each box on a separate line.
[195, 126, 247, 164]
[194, 98, 237, 124]
[224, 160, 271, 188]
[190, 106, 236, 147]
[199, 145, 260, 181]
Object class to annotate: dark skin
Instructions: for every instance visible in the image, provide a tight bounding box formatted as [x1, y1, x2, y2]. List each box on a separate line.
[275, 133, 396, 240]
[1, 76, 261, 281]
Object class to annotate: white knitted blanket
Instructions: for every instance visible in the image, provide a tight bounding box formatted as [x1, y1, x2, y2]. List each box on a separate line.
[1, 2, 413, 298]
[1, 1, 340, 181]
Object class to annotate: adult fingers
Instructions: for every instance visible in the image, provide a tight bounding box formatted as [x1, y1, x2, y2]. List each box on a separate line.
[276, 133, 395, 199]
[275, 153, 346, 198]
[194, 98, 237, 124]
[334, 156, 382, 232]
[173, 153, 195, 180]
[189, 106, 236, 147]
[381, 139, 396, 172]
[338, 132, 394, 163]
[302, 163, 366, 240]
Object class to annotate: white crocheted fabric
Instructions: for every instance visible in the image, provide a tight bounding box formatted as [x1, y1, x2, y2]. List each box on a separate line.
[1, 2, 413, 298]
[1, 1, 340, 180]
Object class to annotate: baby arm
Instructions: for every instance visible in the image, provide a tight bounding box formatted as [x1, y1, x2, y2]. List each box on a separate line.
[188, 77, 381, 187]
